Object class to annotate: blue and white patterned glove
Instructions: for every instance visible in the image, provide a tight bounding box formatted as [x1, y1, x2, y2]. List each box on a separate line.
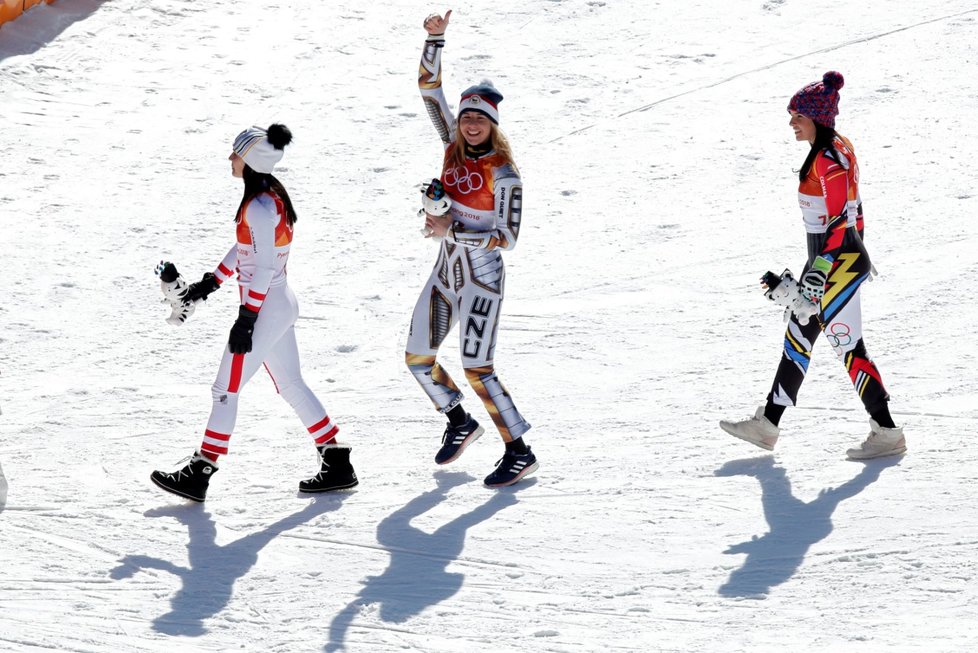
[800, 256, 832, 303]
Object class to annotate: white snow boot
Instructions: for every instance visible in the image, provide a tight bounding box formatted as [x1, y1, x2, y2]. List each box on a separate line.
[846, 420, 906, 460]
[719, 407, 780, 451]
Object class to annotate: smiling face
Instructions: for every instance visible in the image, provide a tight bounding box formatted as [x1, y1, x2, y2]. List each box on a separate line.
[789, 111, 817, 143]
[458, 111, 492, 147]
[229, 152, 246, 178]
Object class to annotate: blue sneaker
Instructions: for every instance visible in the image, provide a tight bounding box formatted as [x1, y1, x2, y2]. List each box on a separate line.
[484, 447, 538, 488]
[435, 415, 484, 465]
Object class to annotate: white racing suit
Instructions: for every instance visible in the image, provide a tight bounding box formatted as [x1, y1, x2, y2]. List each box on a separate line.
[199, 192, 339, 458]
[406, 34, 530, 442]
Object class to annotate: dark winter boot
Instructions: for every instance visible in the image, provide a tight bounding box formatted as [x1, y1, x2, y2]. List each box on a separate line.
[484, 447, 538, 488]
[435, 415, 484, 464]
[299, 444, 358, 493]
[151, 452, 218, 502]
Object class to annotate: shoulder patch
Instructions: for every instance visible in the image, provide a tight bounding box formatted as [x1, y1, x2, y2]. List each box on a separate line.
[493, 162, 520, 182]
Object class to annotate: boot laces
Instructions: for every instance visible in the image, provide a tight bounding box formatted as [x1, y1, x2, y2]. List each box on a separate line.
[441, 424, 456, 445]
[310, 452, 331, 481]
[494, 451, 518, 468]
[170, 455, 195, 480]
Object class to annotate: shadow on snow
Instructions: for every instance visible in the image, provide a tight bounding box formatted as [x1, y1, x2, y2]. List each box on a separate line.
[326, 470, 528, 652]
[0, 459, 7, 512]
[714, 454, 903, 599]
[110, 493, 349, 636]
[0, 0, 107, 62]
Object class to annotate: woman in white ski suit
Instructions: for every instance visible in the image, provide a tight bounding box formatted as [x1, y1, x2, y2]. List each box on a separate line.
[151, 124, 356, 501]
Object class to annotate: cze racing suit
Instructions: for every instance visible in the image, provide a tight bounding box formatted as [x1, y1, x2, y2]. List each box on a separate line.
[405, 33, 531, 442]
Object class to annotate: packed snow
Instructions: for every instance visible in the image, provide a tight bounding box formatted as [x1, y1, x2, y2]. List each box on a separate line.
[2, 1, 977, 651]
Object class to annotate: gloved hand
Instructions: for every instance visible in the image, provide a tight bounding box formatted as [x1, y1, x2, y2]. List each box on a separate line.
[228, 306, 259, 354]
[184, 272, 221, 303]
[800, 269, 827, 303]
[799, 256, 832, 303]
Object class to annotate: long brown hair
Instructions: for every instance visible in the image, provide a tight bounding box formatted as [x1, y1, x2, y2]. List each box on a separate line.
[798, 122, 840, 183]
[236, 166, 298, 226]
[446, 121, 519, 175]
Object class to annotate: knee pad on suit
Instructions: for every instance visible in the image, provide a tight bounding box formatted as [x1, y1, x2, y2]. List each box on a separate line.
[406, 353, 462, 412]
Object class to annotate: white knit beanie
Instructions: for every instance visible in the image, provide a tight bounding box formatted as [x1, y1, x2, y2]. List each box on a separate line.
[232, 125, 289, 174]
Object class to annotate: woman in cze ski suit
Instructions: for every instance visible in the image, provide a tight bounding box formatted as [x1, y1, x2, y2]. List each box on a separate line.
[720, 71, 906, 460]
[406, 9, 538, 487]
[152, 124, 357, 501]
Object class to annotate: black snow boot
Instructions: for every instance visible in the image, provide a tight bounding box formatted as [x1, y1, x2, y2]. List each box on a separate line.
[299, 444, 358, 493]
[151, 452, 218, 502]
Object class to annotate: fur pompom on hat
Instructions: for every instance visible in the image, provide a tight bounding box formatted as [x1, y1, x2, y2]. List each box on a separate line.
[459, 80, 503, 124]
[787, 71, 845, 128]
[232, 123, 292, 174]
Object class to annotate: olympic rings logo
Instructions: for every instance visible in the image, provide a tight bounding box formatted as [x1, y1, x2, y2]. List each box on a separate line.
[826, 323, 853, 349]
[443, 166, 484, 194]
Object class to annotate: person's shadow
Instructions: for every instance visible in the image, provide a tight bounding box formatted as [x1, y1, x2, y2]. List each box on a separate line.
[110, 494, 348, 635]
[0, 460, 7, 513]
[714, 454, 902, 598]
[325, 471, 527, 652]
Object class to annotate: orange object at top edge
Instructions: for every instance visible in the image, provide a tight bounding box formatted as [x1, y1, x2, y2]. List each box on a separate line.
[1, 1, 57, 28]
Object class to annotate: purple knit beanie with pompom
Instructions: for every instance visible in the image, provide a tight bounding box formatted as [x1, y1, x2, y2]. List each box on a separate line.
[787, 71, 845, 128]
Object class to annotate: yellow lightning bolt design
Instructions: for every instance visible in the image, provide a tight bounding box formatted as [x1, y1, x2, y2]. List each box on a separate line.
[822, 252, 861, 308]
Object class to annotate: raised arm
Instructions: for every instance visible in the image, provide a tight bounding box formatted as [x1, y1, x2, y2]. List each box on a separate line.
[419, 10, 456, 145]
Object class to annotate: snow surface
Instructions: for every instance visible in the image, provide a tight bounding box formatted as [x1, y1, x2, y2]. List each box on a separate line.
[2, 1, 977, 651]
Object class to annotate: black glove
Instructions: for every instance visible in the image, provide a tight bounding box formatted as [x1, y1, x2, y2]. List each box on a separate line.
[184, 272, 221, 303]
[228, 306, 259, 354]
